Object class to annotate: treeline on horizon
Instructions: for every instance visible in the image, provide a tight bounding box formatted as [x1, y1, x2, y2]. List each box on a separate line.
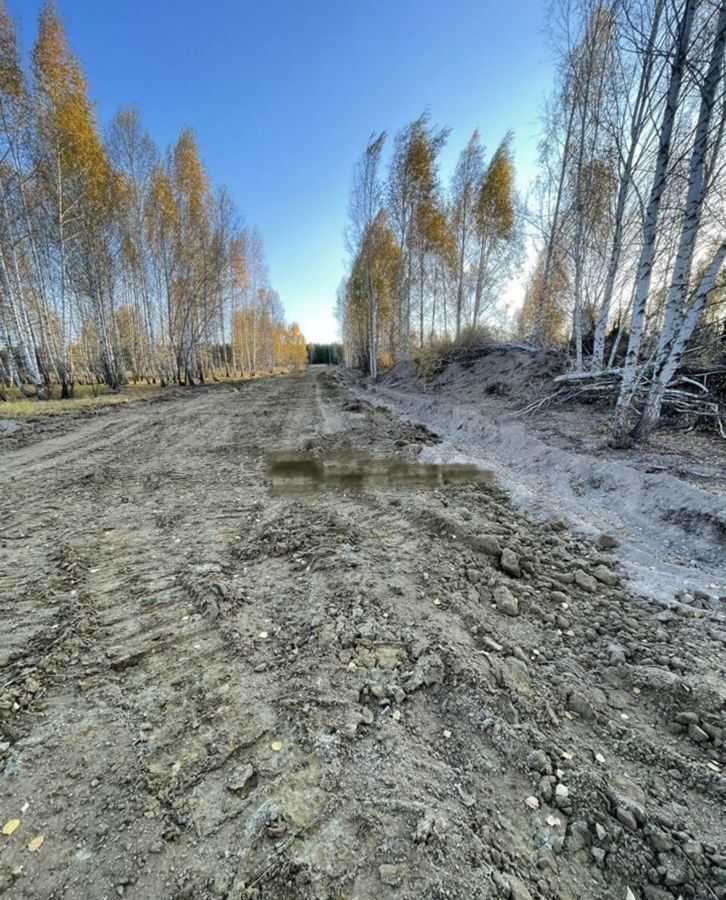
[0, 3, 306, 399]
[307, 343, 343, 365]
[340, 0, 726, 444]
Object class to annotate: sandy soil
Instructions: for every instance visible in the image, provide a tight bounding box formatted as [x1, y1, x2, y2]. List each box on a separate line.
[355, 348, 726, 605]
[1, 369, 725, 899]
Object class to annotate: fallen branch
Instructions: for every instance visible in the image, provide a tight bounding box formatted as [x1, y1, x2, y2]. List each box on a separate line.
[520, 366, 724, 436]
[553, 367, 623, 383]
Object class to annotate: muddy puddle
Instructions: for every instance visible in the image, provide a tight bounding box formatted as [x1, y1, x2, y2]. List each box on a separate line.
[267, 451, 494, 494]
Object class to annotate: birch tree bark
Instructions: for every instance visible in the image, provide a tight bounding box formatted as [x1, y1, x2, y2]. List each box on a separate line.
[630, 0, 726, 440]
[450, 132, 483, 339]
[0, 174, 44, 396]
[613, 0, 697, 446]
[652, 0, 726, 367]
[592, 0, 665, 369]
[531, 89, 577, 343]
[568, 4, 610, 371]
[632, 240, 726, 440]
[348, 133, 385, 379]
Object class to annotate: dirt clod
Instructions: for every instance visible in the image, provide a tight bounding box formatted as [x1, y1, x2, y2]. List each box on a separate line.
[493, 584, 520, 616]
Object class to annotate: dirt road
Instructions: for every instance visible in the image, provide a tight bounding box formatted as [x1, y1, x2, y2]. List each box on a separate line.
[1, 370, 724, 899]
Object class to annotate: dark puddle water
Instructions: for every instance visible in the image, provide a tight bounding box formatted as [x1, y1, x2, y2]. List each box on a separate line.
[267, 452, 493, 494]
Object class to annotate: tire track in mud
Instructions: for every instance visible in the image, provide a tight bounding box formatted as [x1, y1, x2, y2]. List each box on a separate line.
[0, 371, 724, 900]
[0, 375, 330, 897]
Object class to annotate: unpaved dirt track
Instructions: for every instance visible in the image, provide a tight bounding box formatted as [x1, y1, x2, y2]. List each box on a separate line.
[1, 369, 724, 900]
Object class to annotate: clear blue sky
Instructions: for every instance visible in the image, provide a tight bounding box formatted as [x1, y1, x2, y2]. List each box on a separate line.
[10, 0, 553, 342]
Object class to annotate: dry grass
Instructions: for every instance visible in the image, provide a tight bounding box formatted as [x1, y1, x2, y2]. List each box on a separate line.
[412, 326, 496, 378]
[0, 382, 161, 419]
[0, 369, 295, 419]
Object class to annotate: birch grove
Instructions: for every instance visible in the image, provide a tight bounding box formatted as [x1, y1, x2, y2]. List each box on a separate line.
[341, 115, 521, 373]
[0, 2, 305, 399]
[338, 0, 726, 444]
[529, 0, 726, 443]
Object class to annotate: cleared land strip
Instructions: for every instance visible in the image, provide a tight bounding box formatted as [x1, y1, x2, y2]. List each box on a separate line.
[0, 370, 724, 899]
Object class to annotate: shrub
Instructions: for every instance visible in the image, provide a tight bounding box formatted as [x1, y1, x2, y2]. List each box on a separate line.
[413, 326, 494, 377]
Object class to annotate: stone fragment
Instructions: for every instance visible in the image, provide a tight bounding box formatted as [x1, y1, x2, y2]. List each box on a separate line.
[574, 569, 598, 593]
[404, 653, 444, 692]
[616, 807, 638, 831]
[227, 763, 256, 794]
[688, 723, 709, 743]
[500, 548, 522, 578]
[592, 564, 618, 586]
[476, 534, 502, 557]
[568, 821, 590, 851]
[493, 585, 519, 616]
[496, 657, 530, 695]
[379, 864, 401, 887]
[567, 691, 595, 719]
[607, 774, 647, 825]
[526, 749, 552, 775]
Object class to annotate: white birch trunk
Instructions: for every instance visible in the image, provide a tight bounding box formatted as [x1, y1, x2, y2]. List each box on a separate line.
[613, 0, 697, 445]
[653, 0, 726, 367]
[0, 182, 43, 395]
[0, 304, 22, 389]
[531, 88, 578, 343]
[472, 237, 491, 330]
[632, 240, 726, 440]
[592, 0, 664, 369]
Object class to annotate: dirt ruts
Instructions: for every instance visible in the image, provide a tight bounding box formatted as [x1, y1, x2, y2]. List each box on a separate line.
[0, 369, 724, 899]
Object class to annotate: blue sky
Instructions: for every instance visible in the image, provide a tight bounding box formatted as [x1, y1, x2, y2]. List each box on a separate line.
[10, 0, 553, 342]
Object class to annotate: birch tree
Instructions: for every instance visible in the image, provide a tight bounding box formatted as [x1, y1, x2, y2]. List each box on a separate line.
[450, 131, 484, 338]
[591, 0, 665, 369]
[613, 0, 699, 445]
[631, 0, 726, 440]
[0, 1, 295, 397]
[530, 42, 579, 343]
[107, 107, 161, 381]
[387, 115, 447, 359]
[567, 4, 614, 368]
[33, 1, 124, 390]
[0, 3, 45, 395]
[472, 133, 520, 328]
[347, 133, 386, 378]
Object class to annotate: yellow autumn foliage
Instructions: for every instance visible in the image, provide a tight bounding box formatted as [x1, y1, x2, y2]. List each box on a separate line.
[33, 3, 113, 209]
[517, 251, 568, 344]
[477, 135, 516, 242]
